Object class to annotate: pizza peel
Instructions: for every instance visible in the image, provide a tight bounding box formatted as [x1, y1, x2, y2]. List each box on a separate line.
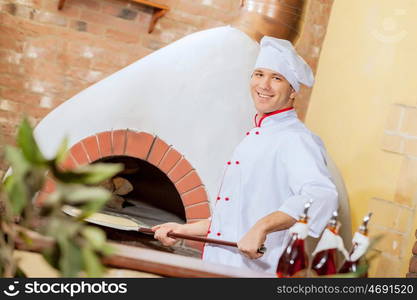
[62, 205, 242, 248]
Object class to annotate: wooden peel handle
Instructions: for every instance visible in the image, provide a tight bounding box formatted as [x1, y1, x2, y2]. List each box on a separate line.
[138, 227, 237, 247]
[139, 227, 266, 253]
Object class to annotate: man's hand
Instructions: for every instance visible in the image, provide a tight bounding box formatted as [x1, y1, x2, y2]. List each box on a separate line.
[151, 222, 185, 246]
[237, 211, 297, 259]
[151, 219, 210, 247]
[237, 225, 267, 259]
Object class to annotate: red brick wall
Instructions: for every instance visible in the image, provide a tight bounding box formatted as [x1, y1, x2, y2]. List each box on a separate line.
[0, 0, 241, 173]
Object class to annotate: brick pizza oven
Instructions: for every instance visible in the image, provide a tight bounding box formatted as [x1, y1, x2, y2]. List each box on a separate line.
[38, 129, 212, 253]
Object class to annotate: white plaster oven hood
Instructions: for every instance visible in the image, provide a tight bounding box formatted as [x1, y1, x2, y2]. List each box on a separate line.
[34, 26, 259, 203]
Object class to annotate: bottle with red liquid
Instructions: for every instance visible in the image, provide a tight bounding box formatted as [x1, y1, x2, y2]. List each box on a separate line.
[338, 212, 372, 276]
[276, 201, 312, 278]
[311, 211, 348, 276]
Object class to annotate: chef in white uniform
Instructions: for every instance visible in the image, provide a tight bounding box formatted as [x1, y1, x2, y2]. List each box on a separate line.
[152, 36, 338, 273]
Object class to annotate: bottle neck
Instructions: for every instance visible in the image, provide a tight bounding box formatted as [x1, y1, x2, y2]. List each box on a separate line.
[327, 224, 338, 234]
[358, 227, 368, 236]
[299, 217, 308, 224]
[349, 242, 359, 256]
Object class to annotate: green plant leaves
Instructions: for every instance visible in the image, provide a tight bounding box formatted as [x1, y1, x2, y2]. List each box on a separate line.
[3, 146, 30, 215]
[48, 184, 111, 220]
[4, 146, 30, 178]
[82, 227, 106, 250]
[52, 163, 123, 185]
[81, 227, 113, 277]
[60, 183, 110, 203]
[57, 235, 84, 277]
[54, 137, 69, 165]
[3, 176, 28, 216]
[17, 119, 47, 166]
[1, 118, 121, 278]
[82, 245, 105, 277]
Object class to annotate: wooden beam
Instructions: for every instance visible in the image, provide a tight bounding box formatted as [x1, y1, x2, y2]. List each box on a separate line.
[13, 227, 274, 278]
[131, 0, 169, 10]
[148, 7, 168, 34]
[57, 0, 170, 33]
[103, 242, 274, 278]
[57, 0, 66, 10]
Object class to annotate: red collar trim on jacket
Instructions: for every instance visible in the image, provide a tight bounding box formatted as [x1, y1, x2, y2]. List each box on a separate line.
[254, 107, 294, 127]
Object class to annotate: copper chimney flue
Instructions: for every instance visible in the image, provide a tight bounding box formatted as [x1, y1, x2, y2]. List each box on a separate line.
[233, 0, 307, 43]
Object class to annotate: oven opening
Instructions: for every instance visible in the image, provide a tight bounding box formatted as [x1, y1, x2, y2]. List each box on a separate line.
[92, 156, 200, 257]
[96, 155, 186, 225]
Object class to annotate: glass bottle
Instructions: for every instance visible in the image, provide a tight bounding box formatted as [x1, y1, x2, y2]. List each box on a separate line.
[311, 211, 345, 276]
[338, 212, 372, 276]
[276, 201, 312, 278]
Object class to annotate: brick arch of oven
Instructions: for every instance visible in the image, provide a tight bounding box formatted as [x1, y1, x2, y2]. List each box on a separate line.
[37, 129, 211, 250]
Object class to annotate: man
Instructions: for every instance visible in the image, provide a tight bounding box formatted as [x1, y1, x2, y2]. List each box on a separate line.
[152, 36, 338, 273]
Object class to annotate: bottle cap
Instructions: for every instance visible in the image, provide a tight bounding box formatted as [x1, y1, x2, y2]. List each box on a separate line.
[358, 212, 373, 235]
[299, 199, 313, 222]
[328, 211, 338, 229]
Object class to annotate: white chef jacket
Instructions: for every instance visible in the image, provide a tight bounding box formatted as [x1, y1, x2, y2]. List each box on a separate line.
[202, 108, 338, 273]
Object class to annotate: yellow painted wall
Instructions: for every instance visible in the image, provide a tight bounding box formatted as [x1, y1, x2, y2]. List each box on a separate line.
[305, 0, 417, 276]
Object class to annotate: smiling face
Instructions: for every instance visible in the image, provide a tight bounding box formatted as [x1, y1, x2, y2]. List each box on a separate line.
[250, 68, 297, 116]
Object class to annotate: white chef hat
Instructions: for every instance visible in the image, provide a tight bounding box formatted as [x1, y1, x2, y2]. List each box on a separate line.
[254, 36, 314, 92]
